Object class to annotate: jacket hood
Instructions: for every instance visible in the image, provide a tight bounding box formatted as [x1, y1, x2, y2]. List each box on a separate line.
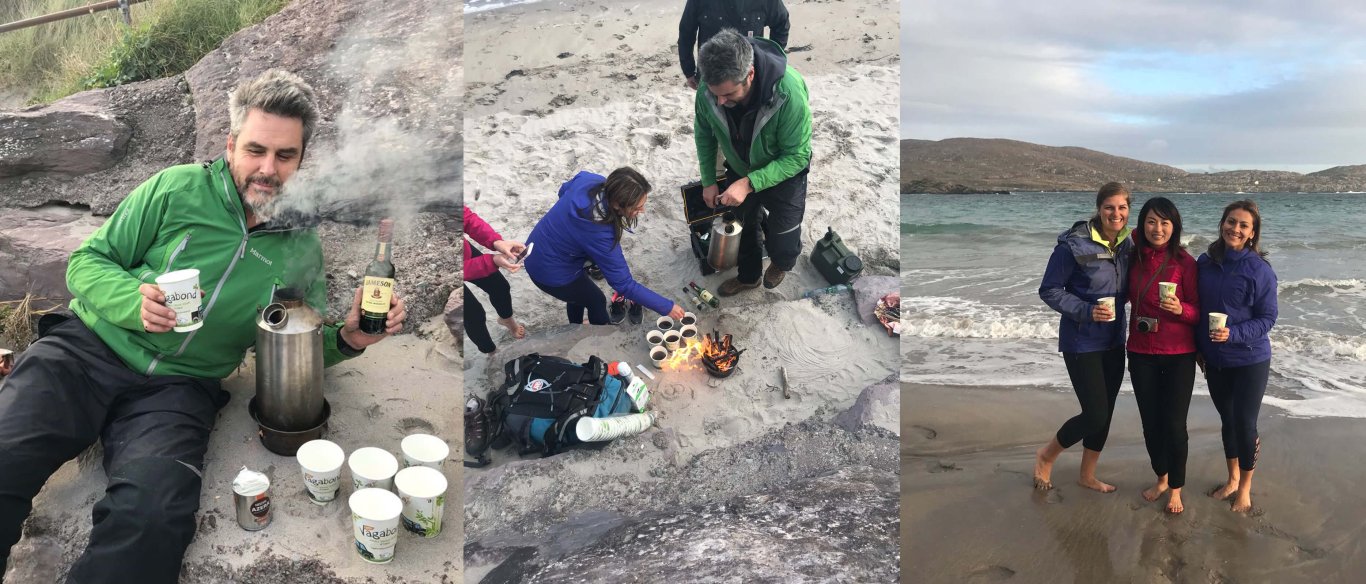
[749, 36, 787, 108]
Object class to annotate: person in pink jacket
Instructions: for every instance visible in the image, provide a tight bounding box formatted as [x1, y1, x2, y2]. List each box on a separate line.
[464, 206, 526, 353]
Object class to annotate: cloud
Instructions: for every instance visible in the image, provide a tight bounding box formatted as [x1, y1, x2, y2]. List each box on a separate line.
[902, 0, 1366, 170]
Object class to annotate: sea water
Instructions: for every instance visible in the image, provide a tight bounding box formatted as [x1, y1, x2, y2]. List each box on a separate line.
[903, 192, 1366, 418]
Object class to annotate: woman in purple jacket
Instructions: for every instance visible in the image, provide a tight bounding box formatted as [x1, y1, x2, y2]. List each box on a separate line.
[1033, 182, 1134, 493]
[1196, 200, 1277, 513]
[525, 168, 686, 325]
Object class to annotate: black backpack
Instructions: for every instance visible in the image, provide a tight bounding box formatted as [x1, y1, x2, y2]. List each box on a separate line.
[468, 353, 634, 468]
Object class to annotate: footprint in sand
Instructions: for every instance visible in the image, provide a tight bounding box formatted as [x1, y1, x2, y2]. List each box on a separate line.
[927, 460, 961, 473]
[396, 417, 434, 434]
[1031, 489, 1063, 504]
[966, 565, 1016, 582]
[911, 425, 937, 439]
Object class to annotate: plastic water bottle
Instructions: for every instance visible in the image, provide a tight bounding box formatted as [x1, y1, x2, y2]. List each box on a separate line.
[610, 361, 650, 411]
[803, 283, 853, 299]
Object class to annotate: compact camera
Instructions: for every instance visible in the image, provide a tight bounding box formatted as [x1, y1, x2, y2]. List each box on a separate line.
[1137, 316, 1160, 333]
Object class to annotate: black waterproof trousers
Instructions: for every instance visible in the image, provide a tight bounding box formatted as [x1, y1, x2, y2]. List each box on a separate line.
[726, 167, 807, 285]
[0, 318, 228, 584]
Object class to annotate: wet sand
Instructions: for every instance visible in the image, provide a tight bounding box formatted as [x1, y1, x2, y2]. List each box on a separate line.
[903, 382, 1366, 582]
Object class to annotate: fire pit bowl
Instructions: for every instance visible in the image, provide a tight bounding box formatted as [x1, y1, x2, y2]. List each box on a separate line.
[699, 330, 742, 378]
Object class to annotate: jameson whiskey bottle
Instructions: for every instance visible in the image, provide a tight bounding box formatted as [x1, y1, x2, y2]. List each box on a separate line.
[360, 218, 396, 335]
[690, 281, 720, 308]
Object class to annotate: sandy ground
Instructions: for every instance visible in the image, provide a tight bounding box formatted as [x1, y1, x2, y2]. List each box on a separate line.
[463, 0, 900, 579]
[4, 317, 461, 584]
[903, 383, 1366, 583]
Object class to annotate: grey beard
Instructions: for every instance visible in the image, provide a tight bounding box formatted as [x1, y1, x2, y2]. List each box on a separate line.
[241, 189, 281, 222]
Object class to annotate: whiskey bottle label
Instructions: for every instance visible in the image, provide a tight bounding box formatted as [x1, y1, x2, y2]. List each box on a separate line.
[362, 277, 395, 314]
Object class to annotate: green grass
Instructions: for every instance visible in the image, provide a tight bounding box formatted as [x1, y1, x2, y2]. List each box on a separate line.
[0, 0, 288, 105]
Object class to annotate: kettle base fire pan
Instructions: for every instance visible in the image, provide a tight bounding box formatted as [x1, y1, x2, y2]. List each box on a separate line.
[248, 397, 330, 456]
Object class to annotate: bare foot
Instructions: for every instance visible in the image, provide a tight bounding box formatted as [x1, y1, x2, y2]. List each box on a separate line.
[1033, 447, 1054, 490]
[498, 317, 526, 339]
[1232, 493, 1253, 513]
[1142, 481, 1169, 502]
[1166, 490, 1184, 514]
[1207, 482, 1238, 500]
[1078, 477, 1117, 493]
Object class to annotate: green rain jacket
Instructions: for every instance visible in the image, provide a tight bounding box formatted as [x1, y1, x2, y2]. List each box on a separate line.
[66, 157, 358, 379]
[694, 36, 812, 193]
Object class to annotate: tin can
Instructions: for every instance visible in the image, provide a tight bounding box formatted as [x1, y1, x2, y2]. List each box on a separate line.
[232, 467, 272, 531]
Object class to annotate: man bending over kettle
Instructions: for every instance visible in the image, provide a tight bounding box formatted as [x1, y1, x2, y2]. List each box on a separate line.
[0, 69, 406, 584]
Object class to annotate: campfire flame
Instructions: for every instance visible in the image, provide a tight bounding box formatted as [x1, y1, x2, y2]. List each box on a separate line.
[658, 329, 742, 376]
[700, 334, 738, 373]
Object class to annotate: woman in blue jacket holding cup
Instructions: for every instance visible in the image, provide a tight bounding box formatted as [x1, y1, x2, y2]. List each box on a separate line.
[525, 168, 686, 325]
[1033, 182, 1134, 493]
[1197, 200, 1277, 513]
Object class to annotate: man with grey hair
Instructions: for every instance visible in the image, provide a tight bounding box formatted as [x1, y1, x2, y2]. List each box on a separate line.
[0, 69, 406, 582]
[695, 28, 812, 295]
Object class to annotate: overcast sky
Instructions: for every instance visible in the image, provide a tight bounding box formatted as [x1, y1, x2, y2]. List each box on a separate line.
[902, 1, 1366, 172]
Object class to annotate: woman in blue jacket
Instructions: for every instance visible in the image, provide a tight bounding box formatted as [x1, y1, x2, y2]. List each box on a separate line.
[1196, 200, 1277, 513]
[1033, 182, 1134, 493]
[525, 168, 686, 325]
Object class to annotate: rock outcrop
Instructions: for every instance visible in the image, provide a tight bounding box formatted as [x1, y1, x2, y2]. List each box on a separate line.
[0, 102, 131, 179]
[0, 0, 461, 330]
[478, 466, 900, 583]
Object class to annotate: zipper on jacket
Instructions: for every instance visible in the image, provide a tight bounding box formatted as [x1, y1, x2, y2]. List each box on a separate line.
[145, 166, 252, 375]
[164, 231, 193, 272]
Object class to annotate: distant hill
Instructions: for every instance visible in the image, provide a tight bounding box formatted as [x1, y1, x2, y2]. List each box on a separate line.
[901, 138, 1366, 193]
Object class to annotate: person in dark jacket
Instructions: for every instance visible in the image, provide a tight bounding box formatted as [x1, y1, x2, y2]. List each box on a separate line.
[696, 29, 811, 296]
[1125, 197, 1200, 514]
[1033, 182, 1134, 493]
[1196, 200, 1277, 514]
[678, 0, 790, 90]
[463, 206, 526, 354]
[525, 168, 686, 325]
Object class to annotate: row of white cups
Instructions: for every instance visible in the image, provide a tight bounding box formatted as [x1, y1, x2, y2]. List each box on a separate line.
[647, 312, 699, 368]
[296, 434, 450, 564]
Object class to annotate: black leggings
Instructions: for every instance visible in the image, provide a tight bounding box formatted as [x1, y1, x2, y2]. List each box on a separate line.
[532, 271, 608, 325]
[1129, 352, 1196, 488]
[1056, 347, 1125, 452]
[463, 248, 516, 354]
[1206, 359, 1270, 472]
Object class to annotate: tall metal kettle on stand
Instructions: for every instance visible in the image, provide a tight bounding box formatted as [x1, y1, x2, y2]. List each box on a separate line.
[248, 288, 329, 455]
[706, 212, 743, 271]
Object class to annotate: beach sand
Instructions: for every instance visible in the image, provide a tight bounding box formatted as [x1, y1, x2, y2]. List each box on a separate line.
[463, 0, 900, 578]
[4, 317, 460, 583]
[903, 382, 1366, 583]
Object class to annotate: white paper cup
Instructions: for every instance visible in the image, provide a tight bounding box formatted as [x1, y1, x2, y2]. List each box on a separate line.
[650, 346, 668, 369]
[348, 447, 399, 491]
[680, 325, 699, 346]
[296, 439, 344, 505]
[155, 269, 204, 332]
[1158, 282, 1177, 300]
[1097, 297, 1116, 322]
[349, 488, 402, 564]
[400, 434, 449, 469]
[656, 316, 675, 332]
[1209, 312, 1228, 331]
[394, 466, 447, 538]
[664, 331, 682, 351]
[681, 312, 697, 326]
[646, 330, 665, 346]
